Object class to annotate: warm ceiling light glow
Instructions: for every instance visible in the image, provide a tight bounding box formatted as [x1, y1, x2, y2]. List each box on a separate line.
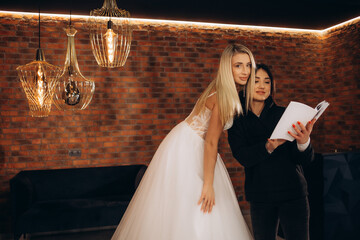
[0, 10, 359, 35]
[321, 16, 360, 34]
[131, 18, 323, 33]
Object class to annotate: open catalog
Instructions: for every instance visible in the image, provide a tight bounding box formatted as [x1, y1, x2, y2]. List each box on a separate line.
[270, 100, 330, 142]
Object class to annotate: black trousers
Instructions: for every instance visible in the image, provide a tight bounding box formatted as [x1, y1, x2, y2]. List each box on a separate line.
[250, 197, 310, 240]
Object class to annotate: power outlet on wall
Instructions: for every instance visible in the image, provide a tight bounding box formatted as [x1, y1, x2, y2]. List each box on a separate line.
[68, 149, 81, 157]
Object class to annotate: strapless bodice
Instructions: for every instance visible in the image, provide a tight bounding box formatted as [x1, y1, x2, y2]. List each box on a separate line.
[185, 107, 233, 139]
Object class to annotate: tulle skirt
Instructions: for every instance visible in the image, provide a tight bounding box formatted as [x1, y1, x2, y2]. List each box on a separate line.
[111, 121, 253, 240]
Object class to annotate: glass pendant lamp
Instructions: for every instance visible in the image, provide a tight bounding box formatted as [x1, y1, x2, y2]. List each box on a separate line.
[89, 0, 132, 68]
[53, 18, 95, 111]
[16, 10, 62, 117]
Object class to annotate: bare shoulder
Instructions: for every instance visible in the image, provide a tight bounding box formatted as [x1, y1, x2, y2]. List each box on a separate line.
[205, 91, 217, 110]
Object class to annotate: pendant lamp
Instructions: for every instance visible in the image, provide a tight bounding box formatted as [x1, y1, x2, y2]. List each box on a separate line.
[16, 10, 62, 117]
[89, 0, 132, 68]
[53, 14, 95, 111]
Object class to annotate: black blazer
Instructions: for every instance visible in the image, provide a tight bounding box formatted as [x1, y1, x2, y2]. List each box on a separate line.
[228, 97, 314, 202]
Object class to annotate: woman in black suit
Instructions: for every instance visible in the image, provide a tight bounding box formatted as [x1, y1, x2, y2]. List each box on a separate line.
[228, 64, 316, 240]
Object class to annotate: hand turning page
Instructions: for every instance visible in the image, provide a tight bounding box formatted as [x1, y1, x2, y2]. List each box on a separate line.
[270, 100, 329, 141]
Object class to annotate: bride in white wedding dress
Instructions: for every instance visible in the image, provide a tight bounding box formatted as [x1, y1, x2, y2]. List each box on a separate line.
[111, 44, 256, 240]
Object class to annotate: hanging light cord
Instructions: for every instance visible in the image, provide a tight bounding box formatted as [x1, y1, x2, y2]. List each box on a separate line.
[68, 9, 72, 74]
[38, 5, 41, 49]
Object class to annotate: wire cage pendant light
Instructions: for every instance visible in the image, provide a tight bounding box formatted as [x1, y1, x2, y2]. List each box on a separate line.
[16, 11, 62, 117]
[89, 0, 132, 68]
[53, 21, 95, 111]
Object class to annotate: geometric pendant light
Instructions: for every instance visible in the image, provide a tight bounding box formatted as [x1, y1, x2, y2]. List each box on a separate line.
[53, 18, 95, 111]
[16, 10, 62, 117]
[89, 0, 132, 68]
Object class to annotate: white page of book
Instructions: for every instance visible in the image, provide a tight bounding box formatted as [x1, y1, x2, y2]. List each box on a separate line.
[270, 101, 317, 141]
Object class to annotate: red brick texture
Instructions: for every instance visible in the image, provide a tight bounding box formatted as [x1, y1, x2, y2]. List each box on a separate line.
[0, 12, 359, 232]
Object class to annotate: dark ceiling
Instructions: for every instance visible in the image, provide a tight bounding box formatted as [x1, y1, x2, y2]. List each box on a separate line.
[0, 0, 359, 29]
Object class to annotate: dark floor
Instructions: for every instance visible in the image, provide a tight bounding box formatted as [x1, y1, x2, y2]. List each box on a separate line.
[1, 214, 284, 240]
[30, 229, 115, 240]
[0, 228, 116, 240]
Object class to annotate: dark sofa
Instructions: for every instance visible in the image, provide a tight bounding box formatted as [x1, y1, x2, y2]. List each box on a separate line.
[10, 164, 147, 240]
[322, 151, 360, 240]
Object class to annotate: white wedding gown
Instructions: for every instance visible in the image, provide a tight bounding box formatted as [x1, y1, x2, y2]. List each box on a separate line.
[111, 94, 253, 240]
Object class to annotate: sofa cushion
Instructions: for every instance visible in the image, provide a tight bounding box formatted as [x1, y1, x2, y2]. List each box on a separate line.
[20, 165, 144, 201]
[15, 198, 131, 233]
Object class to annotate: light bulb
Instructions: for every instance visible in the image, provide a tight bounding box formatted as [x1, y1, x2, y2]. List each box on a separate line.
[35, 64, 46, 106]
[104, 20, 117, 64]
[62, 66, 80, 106]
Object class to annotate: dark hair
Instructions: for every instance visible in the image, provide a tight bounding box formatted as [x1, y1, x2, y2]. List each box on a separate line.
[255, 63, 275, 97]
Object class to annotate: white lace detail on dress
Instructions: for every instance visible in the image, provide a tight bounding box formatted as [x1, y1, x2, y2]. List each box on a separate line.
[186, 107, 212, 139]
[185, 91, 233, 138]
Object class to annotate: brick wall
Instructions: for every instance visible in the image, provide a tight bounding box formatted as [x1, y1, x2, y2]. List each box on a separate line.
[0, 12, 359, 233]
[321, 24, 360, 151]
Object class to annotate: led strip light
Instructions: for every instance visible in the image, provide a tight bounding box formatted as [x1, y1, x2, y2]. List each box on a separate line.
[0, 10, 359, 35]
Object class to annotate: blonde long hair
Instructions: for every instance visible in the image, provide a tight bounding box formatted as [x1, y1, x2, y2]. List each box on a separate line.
[194, 44, 256, 125]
